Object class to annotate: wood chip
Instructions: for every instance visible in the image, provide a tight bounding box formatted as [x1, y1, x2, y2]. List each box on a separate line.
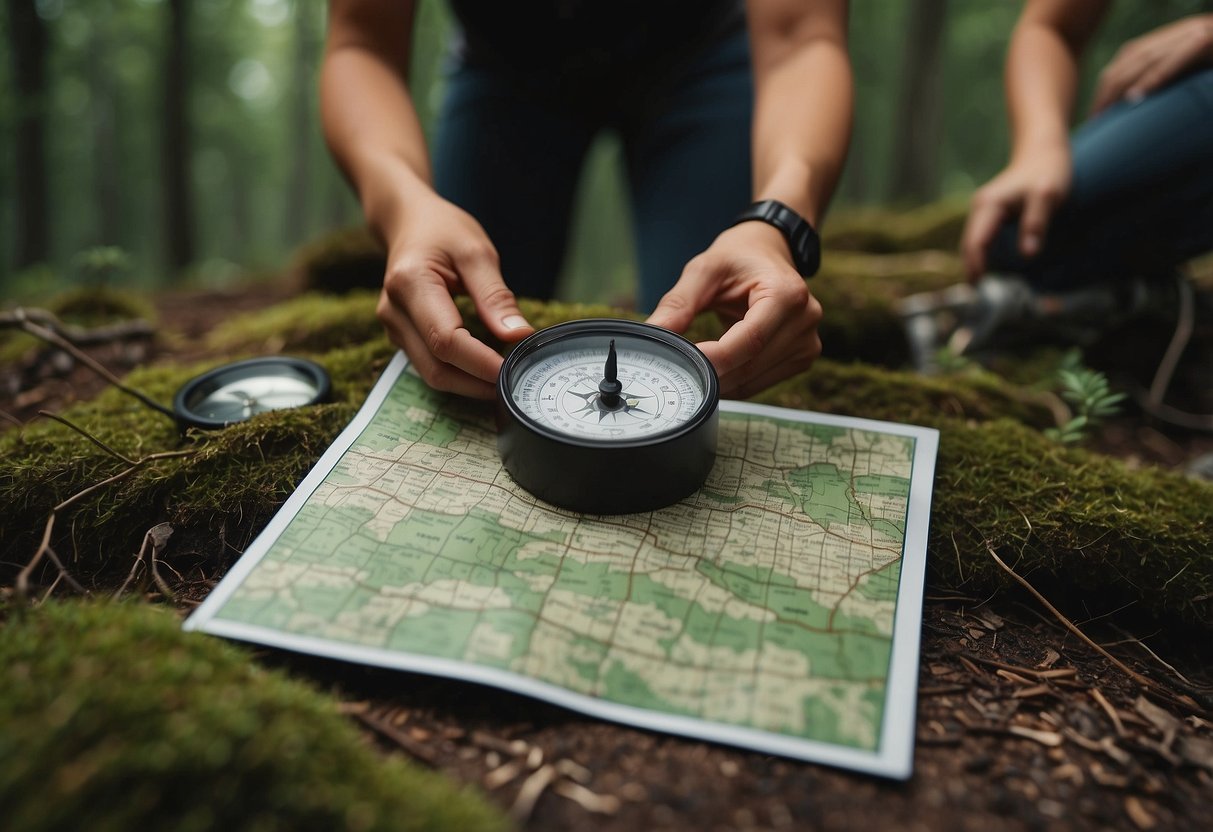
[618, 782, 648, 802]
[553, 781, 622, 816]
[1052, 763, 1084, 785]
[975, 609, 1005, 630]
[1091, 688, 1126, 737]
[1007, 725, 1063, 747]
[1090, 762, 1129, 788]
[1037, 648, 1061, 669]
[484, 759, 525, 790]
[958, 656, 983, 676]
[1134, 696, 1180, 738]
[510, 764, 557, 822]
[996, 669, 1036, 686]
[526, 746, 544, 770]
[1124, 796, 1156, 830]
[1061, 727, 1131, 765]
[471, 730, 527, 756]
[555, 758, 592, 784]
[350, 710, 438, 767]
[1011, 683, 1053, 699]
[1178, 735, 1213, 772]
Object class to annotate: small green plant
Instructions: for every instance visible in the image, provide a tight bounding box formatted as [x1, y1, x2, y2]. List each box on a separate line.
[72, 246, 132, 285]
[1043, 349, 1126, 443]
[932, 344, 974, 374]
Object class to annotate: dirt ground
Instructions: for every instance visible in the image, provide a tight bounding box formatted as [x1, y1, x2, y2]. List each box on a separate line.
[5, 281, 1213, 831]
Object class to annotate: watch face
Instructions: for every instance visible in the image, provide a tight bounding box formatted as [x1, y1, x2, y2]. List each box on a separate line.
[173, 357, 331, 430]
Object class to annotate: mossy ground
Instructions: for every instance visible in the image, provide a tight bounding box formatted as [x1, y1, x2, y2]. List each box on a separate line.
[4, 209, 1212, 829]
[3, 284, 1210, 626]
[0, 600, 510, 832]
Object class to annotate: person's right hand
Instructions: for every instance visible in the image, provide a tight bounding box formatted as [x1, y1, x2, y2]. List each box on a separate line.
[1091, 14, 1213, 114]
[960, 141, 1072, 281]
[377, 194, 534, 399]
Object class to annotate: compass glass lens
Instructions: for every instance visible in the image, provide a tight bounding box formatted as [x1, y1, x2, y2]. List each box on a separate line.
[185, 370, 320, 422]
[508, 332, 706, 441]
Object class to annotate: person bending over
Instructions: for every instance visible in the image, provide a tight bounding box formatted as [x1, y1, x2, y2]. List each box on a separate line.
[321, 0, 852, 399]
[962, 1, 1213, 294]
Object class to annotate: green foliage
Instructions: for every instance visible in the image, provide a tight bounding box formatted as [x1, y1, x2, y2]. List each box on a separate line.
[72, 246, 133, 284]
[0, 600, 510, 832]
[1043, 349, 1126, 444]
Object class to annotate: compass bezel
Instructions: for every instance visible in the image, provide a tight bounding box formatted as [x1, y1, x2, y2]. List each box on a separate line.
[173, 356, 331, 431]
[496, 319, 720, 514]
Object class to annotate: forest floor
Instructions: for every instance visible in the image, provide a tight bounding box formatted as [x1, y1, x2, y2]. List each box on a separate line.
[6, 278, 1213, 832]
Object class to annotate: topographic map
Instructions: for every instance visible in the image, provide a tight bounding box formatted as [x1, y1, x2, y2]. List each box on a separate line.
[186, 352, 938, 778]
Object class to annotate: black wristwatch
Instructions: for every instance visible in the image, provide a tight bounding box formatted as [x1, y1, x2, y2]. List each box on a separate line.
[730, 199, 821, 277]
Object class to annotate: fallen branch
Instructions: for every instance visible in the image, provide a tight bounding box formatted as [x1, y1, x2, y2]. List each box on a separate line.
[15, 413, 195, 603]
[986, 545, 1209, 713]
[6, 308, 174, 420]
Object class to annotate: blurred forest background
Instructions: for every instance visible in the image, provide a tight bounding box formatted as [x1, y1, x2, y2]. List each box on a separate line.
[2, 0, 1210, 304]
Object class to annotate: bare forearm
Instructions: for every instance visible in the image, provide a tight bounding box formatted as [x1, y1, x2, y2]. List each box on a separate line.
[747, 0, 852, 227]
[1005, 0, 1107, 158]
[320, 0, 432, 242]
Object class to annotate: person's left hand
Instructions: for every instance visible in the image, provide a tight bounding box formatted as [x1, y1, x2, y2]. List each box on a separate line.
[646, 222, 823, 399]
[1091, 14, 1213, 113]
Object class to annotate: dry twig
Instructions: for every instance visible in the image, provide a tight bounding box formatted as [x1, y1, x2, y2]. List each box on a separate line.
[985, 545, 1204, 712]
[7, 308, 173, 419]
[16, 415, 195, 602]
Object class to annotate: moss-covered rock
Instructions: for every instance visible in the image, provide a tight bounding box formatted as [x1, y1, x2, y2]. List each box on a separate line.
[933, 418, 1213, 624]
[1, 286, 157, 365]
[207, 290, 384, 355]
[821, 197, 970, 254]
[4, 296, 1212, 628]
[0, 600, 510, 832]
[290, 226, 386, 294]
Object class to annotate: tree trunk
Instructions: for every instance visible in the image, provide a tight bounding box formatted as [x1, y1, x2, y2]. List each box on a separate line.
[5, 0, 50, 268]
[285, 0, 320, 247]
[90, 4, 122, 247]
[890, 0, 949, 203]
[162, 0, 194, 271]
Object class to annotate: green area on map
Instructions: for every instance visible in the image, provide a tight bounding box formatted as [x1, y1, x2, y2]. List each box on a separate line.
[213, 372, 917, 751]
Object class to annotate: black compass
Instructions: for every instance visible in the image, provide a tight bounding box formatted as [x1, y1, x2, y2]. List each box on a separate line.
[173, 356, 331, 430]
[496, 319, 719, 514]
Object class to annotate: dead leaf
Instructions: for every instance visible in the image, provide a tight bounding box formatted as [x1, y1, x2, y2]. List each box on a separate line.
[1177, 736, 1213, 772]
[1124, 796, 1156, 830]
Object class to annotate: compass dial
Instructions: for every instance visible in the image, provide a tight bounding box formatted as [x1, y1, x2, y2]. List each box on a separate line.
[496, 319, 720, 514]
[509, 336, 706, 441]
[173, 356, 331, 430]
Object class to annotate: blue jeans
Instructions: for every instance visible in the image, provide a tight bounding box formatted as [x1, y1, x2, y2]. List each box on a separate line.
[988, 67, 1213, 290]
[432, 28, 753, 311]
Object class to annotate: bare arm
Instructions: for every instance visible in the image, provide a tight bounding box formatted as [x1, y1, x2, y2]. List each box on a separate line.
[648, 0, 852, 398]
[747, 0, 852, 225]
[321, 0, 532, 399]
[961, 0, 1108, 278]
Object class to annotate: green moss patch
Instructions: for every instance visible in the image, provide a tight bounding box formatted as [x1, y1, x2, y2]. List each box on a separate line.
[3, 298, 1210, 631]
[0, 600, 510, 832]
[822, 197, 970, 254]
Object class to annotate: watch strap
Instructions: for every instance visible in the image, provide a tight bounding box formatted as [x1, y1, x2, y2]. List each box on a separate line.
[730, 199, 821, 277]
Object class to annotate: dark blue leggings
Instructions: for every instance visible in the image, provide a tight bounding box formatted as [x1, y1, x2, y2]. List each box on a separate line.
[432, 30, 753, 312]
[988, 67, 1213, 290]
